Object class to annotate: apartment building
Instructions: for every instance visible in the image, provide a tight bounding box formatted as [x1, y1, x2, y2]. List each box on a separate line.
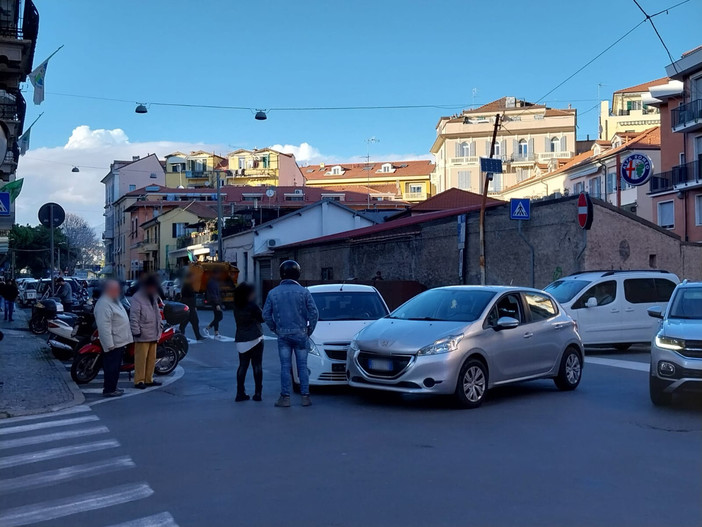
[430, 97, 576, 195]
[648, 46, 702, 241]
[164, 148, 304, 188]
[0, 0, 38, 252]
[101, 154, 165, 278]
[599, 78, 669, 140]
[302, 160, 434, 202]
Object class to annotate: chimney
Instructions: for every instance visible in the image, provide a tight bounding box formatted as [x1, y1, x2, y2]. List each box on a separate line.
[132, 155, 140, 161]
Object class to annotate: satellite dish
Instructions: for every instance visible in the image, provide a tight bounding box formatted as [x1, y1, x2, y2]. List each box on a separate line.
[265, 188, 276, 198]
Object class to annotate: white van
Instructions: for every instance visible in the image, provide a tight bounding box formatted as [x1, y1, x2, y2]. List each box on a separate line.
[545, 270, 680, 348]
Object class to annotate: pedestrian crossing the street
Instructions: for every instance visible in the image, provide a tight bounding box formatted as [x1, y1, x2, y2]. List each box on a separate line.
[0, 406, 178, 527]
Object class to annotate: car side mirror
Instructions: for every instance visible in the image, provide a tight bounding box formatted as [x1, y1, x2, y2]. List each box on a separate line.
[647, 306, 664, 319]
[496, 316, 519, 330]
[585, 297, 598, 308]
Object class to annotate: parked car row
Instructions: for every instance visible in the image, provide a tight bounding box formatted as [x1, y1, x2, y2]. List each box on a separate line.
[297, 270, 696, 409]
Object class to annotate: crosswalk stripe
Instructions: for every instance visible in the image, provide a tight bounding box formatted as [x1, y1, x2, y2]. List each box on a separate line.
[0, 439, 119, 469]
[0, 405, 91, 426]
[0, 425, 109, 450]
[0, 415, 99, 436]
[0, 482, 154, 527]
[0, 455, 135, 494]
[585, 357, 649, 372]
[107, 511, 179, 527]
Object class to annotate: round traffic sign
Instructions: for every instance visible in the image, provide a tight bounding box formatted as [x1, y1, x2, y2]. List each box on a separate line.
[38, 202, 65, 229]
[577, 193, 593, 230]
[620, 153, 653, 186]
[265, 188, 276, 198]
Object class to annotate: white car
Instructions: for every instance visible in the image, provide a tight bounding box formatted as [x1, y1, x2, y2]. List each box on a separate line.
[161, 280, 175, 299]
[545, 270, 679, 349]
[292, 284, 390, 387]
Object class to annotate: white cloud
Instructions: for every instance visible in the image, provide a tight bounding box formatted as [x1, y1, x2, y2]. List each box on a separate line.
[268, 142, 323, 164]
[64, 125, 130, 150]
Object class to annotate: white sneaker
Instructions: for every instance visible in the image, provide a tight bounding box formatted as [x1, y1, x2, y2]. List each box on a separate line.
[201, 327, 210, 337]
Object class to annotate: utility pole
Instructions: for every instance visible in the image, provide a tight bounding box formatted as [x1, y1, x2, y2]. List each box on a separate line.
[216, 168, 224, 261]
[479, 113, 501, 286]
[49, 205, 55, 294]
[365, 137, 379, 208]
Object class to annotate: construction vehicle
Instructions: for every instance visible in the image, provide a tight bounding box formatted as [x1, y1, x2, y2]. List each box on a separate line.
[188, 262, 240, 308]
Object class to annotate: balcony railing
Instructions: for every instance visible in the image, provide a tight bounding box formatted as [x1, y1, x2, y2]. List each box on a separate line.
[177, 231, 216, 249]
[649, 161, 702, 194]
[450, 156, 479, 164]
[0, 0, 38, 40]
[511, 153, 536, 163]
[185, 170, 210, 179]
[538, 151, 573, 161]
[403, 191, 427, 201]
[672, 99, 702, 131]
[0, 89, 26, 123]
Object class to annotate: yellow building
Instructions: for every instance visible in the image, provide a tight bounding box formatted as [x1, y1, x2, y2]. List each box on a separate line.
[164, 149, 304, 189]
[598, 78, 668, 140]
[302, 160, 435, 203]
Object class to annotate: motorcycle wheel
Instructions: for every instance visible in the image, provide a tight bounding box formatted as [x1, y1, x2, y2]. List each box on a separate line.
[171, 332, 189, 360]
[29, 316, 48, 334]
[71, 354, 102, 384]
[154, 345, 179, 376]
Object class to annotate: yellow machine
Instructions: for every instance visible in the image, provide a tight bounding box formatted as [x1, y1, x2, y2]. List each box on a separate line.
[188, 262, 239, 307]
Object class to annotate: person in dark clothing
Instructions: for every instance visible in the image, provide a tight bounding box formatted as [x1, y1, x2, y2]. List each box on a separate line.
[2, 279, 18, 322]
[0, 279, 6, 313]
[56, 277, 74, 312]
[203, 270, 223, 338]
[233, 282, 264, 402]
[179, 275, 203, 340]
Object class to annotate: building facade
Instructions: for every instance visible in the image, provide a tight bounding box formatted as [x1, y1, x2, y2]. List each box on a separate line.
[302, 160, 435, 203]
[0, 0, 38, 252]
[430, 97, 577, 195]
[599, 78, 668, 140]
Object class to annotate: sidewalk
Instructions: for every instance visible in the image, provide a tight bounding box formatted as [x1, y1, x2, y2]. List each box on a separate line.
[0, 306, 84, 418]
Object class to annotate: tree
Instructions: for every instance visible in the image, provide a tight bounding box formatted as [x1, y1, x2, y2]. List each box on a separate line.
[62, 213, 101, 272]
[9, 224, 68, 277]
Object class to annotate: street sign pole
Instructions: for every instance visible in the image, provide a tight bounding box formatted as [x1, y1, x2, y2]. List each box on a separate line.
[49, 204, 55, 295]
[479, 113, 501, 285]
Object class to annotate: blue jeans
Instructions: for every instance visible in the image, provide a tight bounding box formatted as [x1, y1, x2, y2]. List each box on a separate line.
[3, 300, 13, 321]
[278, 334, 310, 396]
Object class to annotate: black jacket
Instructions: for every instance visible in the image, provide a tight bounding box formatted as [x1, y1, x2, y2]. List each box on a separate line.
[234, 302, 264, 343]
[180, 283, 196, 307]
[206, 279, 222, 305]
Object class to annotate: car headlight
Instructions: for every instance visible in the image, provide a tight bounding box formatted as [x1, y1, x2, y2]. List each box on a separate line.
[308, 340, 321, 356]
[349, 340, 360, 354]
[418, 334, 464, 356]
[655, 335, 685, 351]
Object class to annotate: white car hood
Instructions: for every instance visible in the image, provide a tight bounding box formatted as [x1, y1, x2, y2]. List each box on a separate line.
[310, 320, 376, 344]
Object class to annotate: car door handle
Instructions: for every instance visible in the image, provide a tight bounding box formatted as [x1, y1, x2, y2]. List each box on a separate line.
[610, 309, 620, 313]
[553, 323, 569, 330]
[624, 308, 634, 312]
[523, 332, 533, 338]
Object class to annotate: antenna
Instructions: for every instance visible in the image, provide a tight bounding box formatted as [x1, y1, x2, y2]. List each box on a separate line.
[472, 88, 478, 107]
[365, 137, 380, 208]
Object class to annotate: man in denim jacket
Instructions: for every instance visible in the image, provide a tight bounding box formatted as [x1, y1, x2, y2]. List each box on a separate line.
[263, 260, 319, 407]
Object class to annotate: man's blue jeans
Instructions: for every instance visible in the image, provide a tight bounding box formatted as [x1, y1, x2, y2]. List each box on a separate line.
[278, 334, 309, 396]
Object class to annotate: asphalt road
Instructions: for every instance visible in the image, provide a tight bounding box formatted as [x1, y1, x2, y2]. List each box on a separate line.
[1, 310, 700, 527]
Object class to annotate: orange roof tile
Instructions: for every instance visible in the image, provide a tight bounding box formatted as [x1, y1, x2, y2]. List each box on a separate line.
[410, 188, 502, 212]
[613, 77, 669, 94]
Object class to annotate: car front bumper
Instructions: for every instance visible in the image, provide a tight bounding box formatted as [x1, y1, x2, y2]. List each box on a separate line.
[650, 344, 702, 393]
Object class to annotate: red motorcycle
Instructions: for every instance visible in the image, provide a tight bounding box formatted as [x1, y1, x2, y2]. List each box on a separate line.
[70, 326, 180, 384]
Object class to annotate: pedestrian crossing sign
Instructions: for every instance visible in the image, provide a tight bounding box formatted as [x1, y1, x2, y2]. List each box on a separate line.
[510, 198, 530, 220]
[0, 192, 9, 216]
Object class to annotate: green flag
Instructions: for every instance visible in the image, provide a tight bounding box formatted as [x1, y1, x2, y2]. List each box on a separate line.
[0, 178, 24, 202]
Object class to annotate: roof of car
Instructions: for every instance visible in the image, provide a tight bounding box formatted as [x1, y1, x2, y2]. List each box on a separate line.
[436, 285, 545, 294]
[561, 270, 676, 281]
[677, 280, 702, 288]
[307, 284, 380, 293]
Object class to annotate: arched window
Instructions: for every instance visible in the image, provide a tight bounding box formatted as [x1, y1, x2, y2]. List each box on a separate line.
[518, 139, 528, 157]
[551, 137, 560, 153]
[494, 140, 501, 157]
[460, 141, 470, 157]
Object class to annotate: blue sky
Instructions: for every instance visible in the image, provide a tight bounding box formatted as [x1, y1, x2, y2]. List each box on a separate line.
[14, 0, 701, 227]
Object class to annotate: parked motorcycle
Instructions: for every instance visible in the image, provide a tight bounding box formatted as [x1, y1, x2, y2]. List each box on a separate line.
[47, 307, 96, 361]
[70, 325, 180, 384]
[162, 301, 190, 360]
[29, 298, 63, 335]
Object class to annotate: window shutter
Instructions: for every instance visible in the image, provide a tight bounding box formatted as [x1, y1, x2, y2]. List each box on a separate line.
[470, 141, 476, 157]
[455, 141, 461, 157]
[172, 223, 177, 238]
[544, 137, 550, 152]
[512, 139, 518, 156]
[501, 140, 506, 157]
[485, 141, 491, 156]
[560, 136, 567, 152]
[493, 173, 502, 191]
[528, 138, 534, 156]
[458, 170, 471, 190]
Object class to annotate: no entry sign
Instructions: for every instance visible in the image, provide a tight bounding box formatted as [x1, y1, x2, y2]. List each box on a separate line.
[578, 193, 593, 230]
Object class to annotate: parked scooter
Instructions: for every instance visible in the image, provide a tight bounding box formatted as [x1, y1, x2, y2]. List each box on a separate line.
[161, 301, 190, 360]
[29, 298, 63, 335]
[70, 326, 180, 384]
[47, 307, 96, 361]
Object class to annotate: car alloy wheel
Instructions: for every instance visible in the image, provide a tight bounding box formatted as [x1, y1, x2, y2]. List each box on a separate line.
[565, 353, 581, 385]
[554, 347, 582, 391]
[463, 365, 486, 403]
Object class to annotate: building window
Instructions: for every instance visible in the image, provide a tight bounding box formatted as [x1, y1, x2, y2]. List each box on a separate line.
[238, 157, 245, 169]
[172, 223, 188, 238]
[408, 184, 423, 194]
[516, 168, 530, 182]
[588, 177, 601, 198]
[518, 139, 528, 157]
[657, 201, 674, 229]
[380, 163, 393, 173]
[321, 267, 333, 280]
[457, 170, 471, 190]
[129, 184, 136, 192]
[550, 137, 559, 153]
[606, 173, 617, 194]
[494, 141, 501, 157]
[488, 173, 503, 193]
[695, 195, 702, 226]
[574, 182, 584, 194]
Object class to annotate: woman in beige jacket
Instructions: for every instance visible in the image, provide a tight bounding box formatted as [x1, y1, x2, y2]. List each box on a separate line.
[129, 274, 163, 389]
[94, 280, 133, 397]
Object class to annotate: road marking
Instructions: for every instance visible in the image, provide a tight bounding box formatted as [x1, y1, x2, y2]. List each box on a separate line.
[0, 415, 99, 436]
[108, 511, 179, 527]
[0, 455, 135, 494]
[0, 425, 109, 450]
[88, 365, 184, 407]
[0, 405, 91, 425]
[585, 357, 649, 372]
[0, 439, 119, 469]
[0, 482, 154, 527]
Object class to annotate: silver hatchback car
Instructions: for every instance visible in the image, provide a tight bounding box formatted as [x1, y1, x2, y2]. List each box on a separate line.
[347, 286, 584, 408]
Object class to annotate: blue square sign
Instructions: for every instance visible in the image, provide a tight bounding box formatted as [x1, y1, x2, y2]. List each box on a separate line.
[510, 198, 530, 220]
[0, 192, 9, 216]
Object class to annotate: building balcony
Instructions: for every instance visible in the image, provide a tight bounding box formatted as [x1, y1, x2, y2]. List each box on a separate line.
[510, 153, 536, 164]
[185, 170, 211, 179]
[450, 156, 479, 165]
[403, 191, 427, 201]
[649, 161, 702, 194]
[537, 151, 573, 161]
[102, 229, 114, 240]
[672, 99, 702, 132]
[177, 231, 216, 249]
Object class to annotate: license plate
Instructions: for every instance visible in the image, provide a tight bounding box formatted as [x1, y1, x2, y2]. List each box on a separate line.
[368, 358, 393, 371]
[332, 363, 346, 373]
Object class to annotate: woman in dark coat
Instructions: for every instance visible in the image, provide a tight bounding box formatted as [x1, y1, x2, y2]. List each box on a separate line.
[233, 282, 264, 402]
[3, 279, 18, 322]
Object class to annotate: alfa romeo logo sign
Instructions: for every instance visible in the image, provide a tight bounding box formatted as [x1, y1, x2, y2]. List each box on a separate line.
[621, 153, 653, 186]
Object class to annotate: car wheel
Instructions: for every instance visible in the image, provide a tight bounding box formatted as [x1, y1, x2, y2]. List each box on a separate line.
[455, 358, 488, 409]
[614, 343, 632, 352]
[649, 376, 672, 406]
[554, 347, 582, 391]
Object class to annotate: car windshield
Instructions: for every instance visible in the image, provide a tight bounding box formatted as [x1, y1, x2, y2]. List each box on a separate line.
[389, 289, 496, 322]
[668, 287, 702, 320]
[311, 291, 389, 321]
[544, 279, 591, 303]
